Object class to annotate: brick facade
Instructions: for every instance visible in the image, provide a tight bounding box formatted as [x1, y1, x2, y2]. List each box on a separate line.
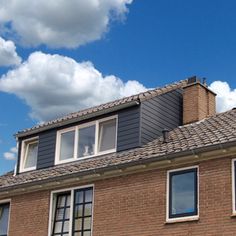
[183, 82, 216, 124]
[3, 156, 236, 236]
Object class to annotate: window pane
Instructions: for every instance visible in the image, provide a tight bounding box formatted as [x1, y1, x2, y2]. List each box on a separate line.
[74, 205, 83, 218]
[60, 130, 75, 161]
[52, 193, 71, 235]
[75, 191, 83, 204]
[170, 169, 197, 217]
[84, 204, 92, 216]
[73, 188, 93, 235]
[85, 189, 93, 202]
[0, 203, 10, 235]
[74, 218, 82, 231]
[84, 217, 91, 230]
[78, 125, 95, 158]
[24, 142, 38, 169]
[98, 119, 116, 152]
[84, 231, 91, 236]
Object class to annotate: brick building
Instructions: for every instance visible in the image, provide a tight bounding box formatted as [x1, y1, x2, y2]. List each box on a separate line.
[0, 77, 236, 236]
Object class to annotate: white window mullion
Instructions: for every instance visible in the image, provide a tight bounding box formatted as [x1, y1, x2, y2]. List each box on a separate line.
[74, 127, 79, 160]
[69, 189, 74, 236]
[22, 143, 29, 169]
[94, 121, 99, 155]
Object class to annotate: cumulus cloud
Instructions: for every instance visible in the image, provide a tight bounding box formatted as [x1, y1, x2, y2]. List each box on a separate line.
[0, 36, 21, 66]
[0, 0, 132, 48]
[3, 146, 17, 161]
[0, 51, 147, 121]
[209, 81, 236, 112]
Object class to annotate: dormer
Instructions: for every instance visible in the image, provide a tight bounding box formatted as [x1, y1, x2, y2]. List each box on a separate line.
[15, 78, 214, 174]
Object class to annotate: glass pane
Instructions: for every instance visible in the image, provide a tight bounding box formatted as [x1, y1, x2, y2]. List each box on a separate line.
[75, 191, 83, 204]
[85, 189, 93, 202]
[84, 204, 92, 216]
[63, 220, 70, 232]
[171, 170, 196, 215]
[98, 119, 116, 152]
[54, 221, 63, 233]
[78, 125, 95, 158]
[83, 217, 91, 230]
[0, 204, 9, 235]
[24, 142, 38, 169]
[56, 208, 64, 220]
[74, 218, 82, 231]
[84, 231, 91, 236]
[60, 130, 75, 160]
[74, 205, 83, 218]
[74, 233, 81, 236]
[53, 193, 71, 235]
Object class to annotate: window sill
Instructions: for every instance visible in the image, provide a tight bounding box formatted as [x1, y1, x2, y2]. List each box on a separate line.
[55, 149, 116, 165]
[165, 216, 199, 224]
[231, 213, 236, 218]
[19, 166, 36, 173]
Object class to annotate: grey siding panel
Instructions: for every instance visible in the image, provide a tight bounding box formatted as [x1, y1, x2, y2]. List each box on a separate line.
[37, 129, 56, 169]
[141, 89, 183, 145]
[117, 106, 141, 151]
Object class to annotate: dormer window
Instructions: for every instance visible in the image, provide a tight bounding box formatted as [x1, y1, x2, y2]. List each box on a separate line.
[20, 137, 38, 172]
[56, 116, 117, 164]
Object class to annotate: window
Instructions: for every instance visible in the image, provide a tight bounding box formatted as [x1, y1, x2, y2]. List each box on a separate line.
[56, 116, 117, 164]
[50, 186, 93, 236]
[0, 202, 10, 236]
[20, 137, 38, 172]
[167, 167, 198, 221]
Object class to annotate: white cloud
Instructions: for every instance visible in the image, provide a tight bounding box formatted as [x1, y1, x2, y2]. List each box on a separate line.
[0, 0, 132, 48]
[0, 36, 21, 66]
[209, 81, 236, 112]
[3, 146, 17, 161]
[0, 51, 147, 121]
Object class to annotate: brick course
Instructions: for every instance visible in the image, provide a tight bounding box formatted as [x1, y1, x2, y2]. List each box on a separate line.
[2, 156, 236, 236]
[183, 83, 216, 124]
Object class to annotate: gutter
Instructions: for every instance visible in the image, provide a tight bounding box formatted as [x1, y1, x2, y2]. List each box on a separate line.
[1, 139, 236, 195]
[15, 100, 140, 138]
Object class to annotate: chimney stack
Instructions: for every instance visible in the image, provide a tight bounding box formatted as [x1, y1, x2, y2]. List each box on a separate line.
[183, 76, 216, 125]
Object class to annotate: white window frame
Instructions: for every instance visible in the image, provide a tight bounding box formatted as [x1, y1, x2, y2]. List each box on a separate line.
[166, 165, 199, 223]
[55, 115, 118, 165]
[232, 159, 236, 215]
[48, 184, 94, 236]
[0, 199, 11, 236]
[20, 137, 39, 173]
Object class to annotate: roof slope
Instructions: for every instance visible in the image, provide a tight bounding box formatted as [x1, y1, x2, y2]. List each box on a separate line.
[16, 79, 188, 137]
[1, 108, 236, 191]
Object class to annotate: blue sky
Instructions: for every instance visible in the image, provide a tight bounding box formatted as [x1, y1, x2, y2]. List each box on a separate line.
[0, 0, 236, 175]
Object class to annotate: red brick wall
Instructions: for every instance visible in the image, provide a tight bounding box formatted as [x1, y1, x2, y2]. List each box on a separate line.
[93, 157, 236, 236]
[183, 83, 216, 124]
[2, 157, 236, 236]
[8, 190, 50, 236]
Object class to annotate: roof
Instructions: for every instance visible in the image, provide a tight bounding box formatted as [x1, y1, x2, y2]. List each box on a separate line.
[16, 79, 188, 137]
[1, 108, 236, 192]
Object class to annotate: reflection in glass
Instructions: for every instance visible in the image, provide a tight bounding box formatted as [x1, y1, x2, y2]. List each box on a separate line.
[98, 119, 116, 152]
[60, 130, 75, 161]
[78, 125, 95, 158]
[0, 203, 10, 236]
[170, 169, 196, 217]
[24, 141, 38, 169]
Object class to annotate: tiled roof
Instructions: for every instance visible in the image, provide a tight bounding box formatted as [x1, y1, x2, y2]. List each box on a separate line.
[1, 108, 236, 192]
[16, 79, 188, 137]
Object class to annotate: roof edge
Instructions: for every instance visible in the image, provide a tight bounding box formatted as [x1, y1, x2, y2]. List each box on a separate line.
[1, 139, 236, 195]
[15, 100, 140, 138]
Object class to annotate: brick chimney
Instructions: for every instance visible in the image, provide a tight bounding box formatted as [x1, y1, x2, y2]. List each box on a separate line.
[183, 76, 216, 125]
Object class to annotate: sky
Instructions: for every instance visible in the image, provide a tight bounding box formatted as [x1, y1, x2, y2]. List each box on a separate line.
[0, 0, 236, 175]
